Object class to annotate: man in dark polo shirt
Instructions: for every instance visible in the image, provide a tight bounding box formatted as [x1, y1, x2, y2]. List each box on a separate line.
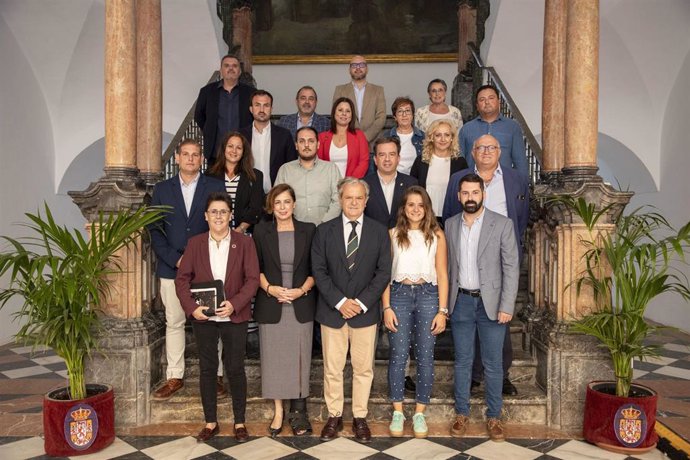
[194, 55, 254, 164]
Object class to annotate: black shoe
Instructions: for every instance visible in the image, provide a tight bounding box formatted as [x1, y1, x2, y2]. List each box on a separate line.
[470, 380, 480, 394]
[404, 376, 416, 393]
[502, 378, 518, 396]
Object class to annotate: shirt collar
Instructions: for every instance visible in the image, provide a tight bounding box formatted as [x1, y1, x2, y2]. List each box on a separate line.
[208, 229, 231, 243]
[179, 172, 200, 187]
[474, 164, 503, 177]
[477, 114, 505, 123]
[462, 208, 485, 226]
[342, 213, 364, 227]
[377, 171, 397, 185]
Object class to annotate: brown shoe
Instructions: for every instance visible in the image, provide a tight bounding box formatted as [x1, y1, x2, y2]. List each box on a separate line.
[234, 424, 249, 443]
[487, 418, 505, 442]
[216, 376, 227, 397]
[352, 417, 371, 443]
[152, 378, 183, 400]
[451, 414, 469, 437]
[195, 424, 219, 442]
[319, 416, 343, 442]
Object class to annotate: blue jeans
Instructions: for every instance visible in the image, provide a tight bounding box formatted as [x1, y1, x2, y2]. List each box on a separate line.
[387, 282, 439, 404]
[450, 293, 505, 418]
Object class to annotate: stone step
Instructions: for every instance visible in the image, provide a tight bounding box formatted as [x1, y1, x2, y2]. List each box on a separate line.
[150, 380, 547, 425]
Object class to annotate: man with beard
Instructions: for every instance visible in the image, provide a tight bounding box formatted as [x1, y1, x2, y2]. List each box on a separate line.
[445, 173, 519, 442]
[240, 90, 298, 193]
[277, 86, 331, 139]
[275, 126, 342, 225]
[332, 55, 386, 143]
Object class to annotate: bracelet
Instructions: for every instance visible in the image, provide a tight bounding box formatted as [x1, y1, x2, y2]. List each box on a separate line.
[382, 306, 392, 312]
[300, 287, 308, 297]
[266, 284, 272, 297]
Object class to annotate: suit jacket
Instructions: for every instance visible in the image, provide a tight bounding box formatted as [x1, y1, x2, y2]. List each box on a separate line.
[253, 219, 317, 324]
[311, 215, 392, 328]
[441, 167, 529, 258]
[446, 209, 519, 320]
[409, 156, 469, 188]
[150, 174, 227, 279]
[317, 129, 370, 178]
[175, 231, 260, 322]
[207, 168, 264, 231]
[240, 123, 298, 186]
[194, 81, 254, 161]
[276, 112, 331, 139]
[332, 82, 386, 142]
[363, 172, 418, 228]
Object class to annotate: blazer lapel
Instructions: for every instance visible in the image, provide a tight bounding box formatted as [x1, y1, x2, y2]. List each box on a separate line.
[188, 176, 206, 223]
[266, 224, 281, 271]
[369, 178, 387, 217]
[333, 219, 348, 270]
[391, 179, 407, 219]
[171, 178, 189, 220]
[478, 211, 496, 258]
[361, 86, 373, 122]
[224, 237, 239, 290]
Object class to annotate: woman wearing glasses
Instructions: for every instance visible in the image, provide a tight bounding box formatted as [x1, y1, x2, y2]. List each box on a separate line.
[253, 184, 316, 437]
[175, 192, 260, 443]
[414, 79, 464, 133]
[388, 97, 425, 175]
[206, 132, 264, 235]
[410, 120, 468, 225]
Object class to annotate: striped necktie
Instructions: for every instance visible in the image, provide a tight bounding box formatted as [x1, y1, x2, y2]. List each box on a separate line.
[346, 221, 359, 271]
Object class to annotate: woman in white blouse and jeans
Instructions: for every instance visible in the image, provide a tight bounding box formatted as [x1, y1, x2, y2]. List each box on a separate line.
[382, 186, 449, 438]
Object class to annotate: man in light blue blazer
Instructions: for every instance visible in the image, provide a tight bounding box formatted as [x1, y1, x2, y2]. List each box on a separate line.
[445, 173, 519, 442]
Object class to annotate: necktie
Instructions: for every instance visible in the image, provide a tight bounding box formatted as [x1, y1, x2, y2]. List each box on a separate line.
[346, 221, 359, 271]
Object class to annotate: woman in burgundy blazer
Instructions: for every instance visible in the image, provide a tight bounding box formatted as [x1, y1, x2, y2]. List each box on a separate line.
[175, 192, 259, 443]
[317, 97, 370, 178]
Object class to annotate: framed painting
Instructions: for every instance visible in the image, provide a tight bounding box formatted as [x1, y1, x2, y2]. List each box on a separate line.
[251, 0, 458, 64]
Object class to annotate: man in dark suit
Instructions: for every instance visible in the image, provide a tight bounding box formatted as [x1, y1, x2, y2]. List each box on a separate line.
[240, 89, 298, 193]
[311, 178, 391, 443]
[442, 134, 529, 396]
[364, 136, 418, 228]
[446, 174, 519, 441]
[150, 139, 227, 400]
[194, 55, 254, 164]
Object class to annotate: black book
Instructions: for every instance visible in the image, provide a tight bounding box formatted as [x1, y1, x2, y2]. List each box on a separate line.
[190, 280, 224, 317]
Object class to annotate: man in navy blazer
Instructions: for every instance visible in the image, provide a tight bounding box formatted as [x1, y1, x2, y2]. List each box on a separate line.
[311, 178, 391, 443]
[194, 55, 254, 163]
[239, 89, 298, 193]
[364, 136, 418, 228]
[150, 139, 227, 399]
[441, 134, 529, 396]
[277, 86, 331, 139]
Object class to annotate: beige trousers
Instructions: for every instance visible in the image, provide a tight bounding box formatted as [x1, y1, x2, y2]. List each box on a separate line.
[321, 322, 377, 418]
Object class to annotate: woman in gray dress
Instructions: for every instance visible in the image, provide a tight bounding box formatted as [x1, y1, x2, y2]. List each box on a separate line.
[253, 184, 317, 437]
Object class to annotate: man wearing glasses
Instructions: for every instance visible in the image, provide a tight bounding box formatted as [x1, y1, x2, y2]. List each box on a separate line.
[442, 134, 529, 398]
[150, 139, 227, 400]
[332, 55, 386, 143]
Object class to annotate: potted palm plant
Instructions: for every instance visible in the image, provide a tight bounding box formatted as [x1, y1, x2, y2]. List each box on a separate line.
[0, 203, 165, 457]
[562, 196, 690, 453]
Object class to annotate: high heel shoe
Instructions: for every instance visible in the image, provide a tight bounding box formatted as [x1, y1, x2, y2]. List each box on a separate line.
[268, 413, 284, 438]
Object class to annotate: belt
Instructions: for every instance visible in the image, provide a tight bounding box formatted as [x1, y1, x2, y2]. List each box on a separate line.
[459, 288, 481, 298]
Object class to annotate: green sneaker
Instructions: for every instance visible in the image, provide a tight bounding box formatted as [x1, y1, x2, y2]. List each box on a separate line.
[389, 411, 405, 437]
[412, 412, 428, 438]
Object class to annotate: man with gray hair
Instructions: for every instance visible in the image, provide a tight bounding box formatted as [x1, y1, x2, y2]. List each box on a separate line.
[311, 177, 391, 443]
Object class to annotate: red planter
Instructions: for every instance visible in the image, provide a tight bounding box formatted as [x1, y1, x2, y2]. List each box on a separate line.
[43, 384, 115, 457]
[583, 381, 658, 454]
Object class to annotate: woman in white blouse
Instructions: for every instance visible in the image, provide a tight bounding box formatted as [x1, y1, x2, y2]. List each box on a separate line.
[414, 79, 464, 133]
[382, 186, 448, 438]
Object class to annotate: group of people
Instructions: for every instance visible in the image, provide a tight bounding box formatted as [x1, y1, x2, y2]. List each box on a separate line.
[150, 53, 530, 445]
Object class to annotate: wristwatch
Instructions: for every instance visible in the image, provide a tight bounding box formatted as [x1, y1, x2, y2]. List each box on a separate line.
[439, 307, 449, 317]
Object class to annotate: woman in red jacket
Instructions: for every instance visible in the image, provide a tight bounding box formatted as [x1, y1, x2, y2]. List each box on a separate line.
[317, 97, 369, 178]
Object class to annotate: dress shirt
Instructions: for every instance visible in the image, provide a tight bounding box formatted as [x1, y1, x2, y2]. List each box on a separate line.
[459, 209, 484, 290]
[208, 230, 231, 322]
[353, 83, 366, 122]
[335, 213, 368, 313]
[478, 165, 508, 218]
[378, 172, 397, 213]
[297, 113, 315, 131]
[275, 158, 342, 225]
[459, 115, 528, 177]
[179, 172, 201, 216]
[216, 81, 240, 138]
[252, 123, 272, 192]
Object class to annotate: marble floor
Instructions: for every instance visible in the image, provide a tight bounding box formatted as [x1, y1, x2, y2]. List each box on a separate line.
[1, 327, 689, 460]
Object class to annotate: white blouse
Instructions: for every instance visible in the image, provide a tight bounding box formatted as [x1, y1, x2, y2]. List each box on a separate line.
[329, 143, 349, 178]
[426, 154, 451, 217]
[391, 229, 438, 285]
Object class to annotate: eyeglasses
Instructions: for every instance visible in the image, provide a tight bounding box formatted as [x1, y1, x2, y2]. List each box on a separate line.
[349, 63, 367, 69]
[208, 209, 230, 216]
[396, 109, 412, 116]
[474, 145, 499, 153]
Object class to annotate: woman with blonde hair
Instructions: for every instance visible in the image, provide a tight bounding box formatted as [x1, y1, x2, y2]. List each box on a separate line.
[382, 185, 448, 438]
[410, 119, 467, 224]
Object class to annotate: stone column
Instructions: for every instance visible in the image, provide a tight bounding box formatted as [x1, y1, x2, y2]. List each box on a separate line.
[541, 0, 566, 176]
[233, 6, 253, 75]
[563, 0, 599, 176]
[104, 0, 137, 177]
[136, 0, 163, 185]
[457, 2, 477, 74]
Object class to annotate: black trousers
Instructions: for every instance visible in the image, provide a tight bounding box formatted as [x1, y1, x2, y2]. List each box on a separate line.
[193, 320, 248, 424]
[472, 324, 513, 380]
